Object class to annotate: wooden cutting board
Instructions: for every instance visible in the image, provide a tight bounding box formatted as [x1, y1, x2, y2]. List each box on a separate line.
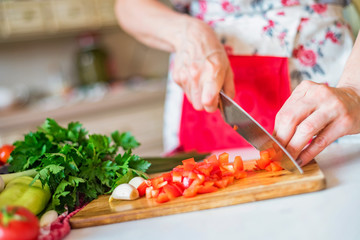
[70, 160, 325, 229]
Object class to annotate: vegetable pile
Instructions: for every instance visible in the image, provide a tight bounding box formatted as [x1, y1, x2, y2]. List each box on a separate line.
[6, 118, 150, 214]
[136, 149, 283, 203]
[136, 153, 246, 203]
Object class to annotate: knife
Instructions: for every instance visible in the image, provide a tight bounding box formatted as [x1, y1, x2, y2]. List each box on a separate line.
[143, 152, 210, 174]
[219, 91, 303, 174]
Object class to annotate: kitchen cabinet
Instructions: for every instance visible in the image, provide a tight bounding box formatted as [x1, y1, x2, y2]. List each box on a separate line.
[0, 84, 166, 157]
[0, 0, 118, 42]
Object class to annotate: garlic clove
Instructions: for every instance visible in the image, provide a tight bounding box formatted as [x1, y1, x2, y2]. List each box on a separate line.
[40, 210, 58, 227]
[109, 183, 139, 202]
[128, 176, 145, 189]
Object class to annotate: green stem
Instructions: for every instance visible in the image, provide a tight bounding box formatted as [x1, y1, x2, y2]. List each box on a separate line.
[1, 169, 38, 185]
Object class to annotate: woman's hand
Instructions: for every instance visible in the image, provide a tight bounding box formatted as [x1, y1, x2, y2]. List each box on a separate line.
[273, 80, 360, 166]
[115, 0, 234, 112]
[172, 18, 235, 112]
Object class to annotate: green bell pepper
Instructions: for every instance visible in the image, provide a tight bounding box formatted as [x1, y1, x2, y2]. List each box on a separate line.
[0, 176, 51, 215]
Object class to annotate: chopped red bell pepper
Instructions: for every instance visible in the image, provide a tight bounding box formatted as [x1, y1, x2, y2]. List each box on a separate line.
[141, 150, 282, 204]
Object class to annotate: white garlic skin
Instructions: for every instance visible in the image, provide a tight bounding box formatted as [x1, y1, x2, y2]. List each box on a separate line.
[40, 210, 58, 227]
[109, 183, 139, 202]
[128, 176, 145, 189]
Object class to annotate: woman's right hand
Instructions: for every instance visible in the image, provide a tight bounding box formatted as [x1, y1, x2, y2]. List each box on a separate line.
[172, 17, 235, 112]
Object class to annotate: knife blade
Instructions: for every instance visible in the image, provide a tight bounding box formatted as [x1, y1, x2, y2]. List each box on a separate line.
[143, 152, 210, 174]
[219, 91, 303, 174]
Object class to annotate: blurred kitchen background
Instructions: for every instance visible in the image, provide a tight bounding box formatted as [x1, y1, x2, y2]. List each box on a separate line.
[0, 0, 359, 156]
[0, 0, 174, 156]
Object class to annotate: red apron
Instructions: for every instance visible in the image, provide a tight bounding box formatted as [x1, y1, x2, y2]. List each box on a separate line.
[178, 55, 291, 153]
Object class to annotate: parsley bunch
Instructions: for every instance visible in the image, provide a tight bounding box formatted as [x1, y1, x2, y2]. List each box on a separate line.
[8, 118, 150, 213]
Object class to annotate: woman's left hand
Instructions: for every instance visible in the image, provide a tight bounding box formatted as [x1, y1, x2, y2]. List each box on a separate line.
[273, 80, 360, 166]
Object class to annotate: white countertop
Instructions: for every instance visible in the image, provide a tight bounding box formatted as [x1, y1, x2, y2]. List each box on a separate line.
[65, 142, 360, 240]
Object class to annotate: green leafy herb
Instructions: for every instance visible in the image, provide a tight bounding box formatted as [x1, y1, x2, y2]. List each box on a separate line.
[8, 118, 150, 214]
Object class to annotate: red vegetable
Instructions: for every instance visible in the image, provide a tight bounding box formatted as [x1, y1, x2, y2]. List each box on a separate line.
[255, 148, 284, 172]
[0, 206, 39, 240]
[141, 150, 282, 204]
[0, 145, 14, 165]
[137, 180, 150, 197]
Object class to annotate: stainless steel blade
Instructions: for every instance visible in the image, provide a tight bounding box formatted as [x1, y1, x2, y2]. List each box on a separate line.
[219, 91, 303, 174]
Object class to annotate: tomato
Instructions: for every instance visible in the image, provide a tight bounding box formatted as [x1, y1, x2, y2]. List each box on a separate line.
[0, 206, 39, 240]
[0, 145, 14, 164]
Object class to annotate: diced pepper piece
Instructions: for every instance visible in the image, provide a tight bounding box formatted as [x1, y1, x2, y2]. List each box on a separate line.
[137, 181, 150, 197]
[214, 178, 229, 189]
[156, 192, 170, 203]
[234, 171, 247, 179]
[182, 177, 194, 188]
[161, 172, 172, 182]
[256, 150, 272, 169]
[172, 171, 183, 183]
[233, 156, 244, 172]
[223, 176, 234, 185]
[196, 163, 213, 177]
[146, 186, 153, 199]
[218, 153, 229, 165]
[267, 148, 277, 159]
[198, 182, 218, 194]
[151, 177, 164, 190]
[171, 182, 185, 193]
[183, 185, 199, 198]
[182, 158, 196, 171]
[163, 184, 182, 199]
[151, 189, 160, 198]
[265, 162, 283, 172]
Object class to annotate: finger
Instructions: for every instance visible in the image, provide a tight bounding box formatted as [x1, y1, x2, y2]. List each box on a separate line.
[201, 80, 221, 112]
[284, 110, 333, 159]
[273, 96, 316, 148]
[177, 68, 191, 102]
[222, 66, 235, 99]
[296, 121, 344, 166]
[190, 73, 203, 110]
[273, 80, 313, 137]
[201, 60, 225, 112]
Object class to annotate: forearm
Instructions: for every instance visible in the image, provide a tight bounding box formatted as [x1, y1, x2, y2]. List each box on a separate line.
[337, 32, 360, 94]
[115, 0, 191, 52]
